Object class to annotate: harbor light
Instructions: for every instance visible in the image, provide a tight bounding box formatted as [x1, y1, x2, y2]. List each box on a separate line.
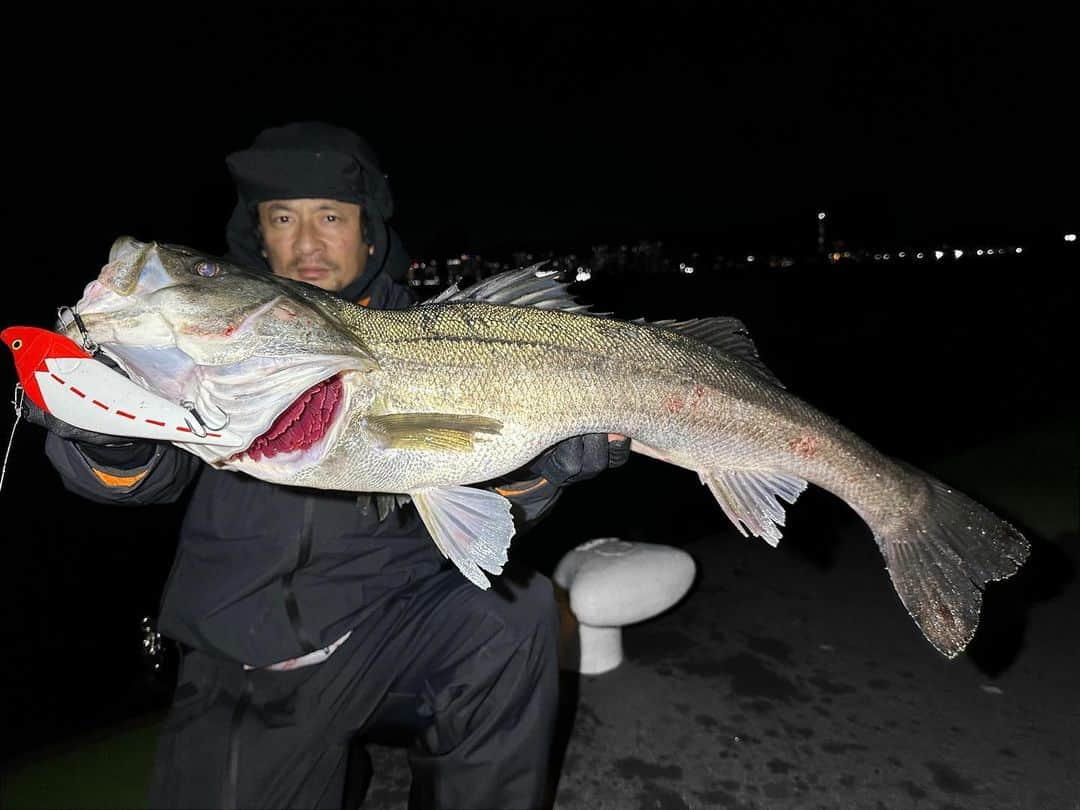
[953, 249, 964, 259]
[1066, 234, 1077, 242]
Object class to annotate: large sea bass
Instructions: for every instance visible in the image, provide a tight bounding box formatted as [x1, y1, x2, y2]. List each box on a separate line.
[56, 236, 1028, 659]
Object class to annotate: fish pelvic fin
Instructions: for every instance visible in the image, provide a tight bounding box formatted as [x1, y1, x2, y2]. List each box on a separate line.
[410, 485, 515, 589]
[872, 466, 1030, 659]
[367, 412, 503, 451]
[702, 469, 809, 546]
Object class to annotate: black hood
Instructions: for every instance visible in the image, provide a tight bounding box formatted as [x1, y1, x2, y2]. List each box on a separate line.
[224, 121, 410, 299]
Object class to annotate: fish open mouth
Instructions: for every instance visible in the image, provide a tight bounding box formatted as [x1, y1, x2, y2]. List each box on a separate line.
[231, 373, 344, 462]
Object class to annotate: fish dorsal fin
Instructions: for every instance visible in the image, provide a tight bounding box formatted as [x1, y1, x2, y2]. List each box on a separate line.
[367, 412, 503, 451]
[410, 485, 515, 588]
[652, 317, 785, 388]
[701, 469, 809, 546]
[424, 262, 599, 314]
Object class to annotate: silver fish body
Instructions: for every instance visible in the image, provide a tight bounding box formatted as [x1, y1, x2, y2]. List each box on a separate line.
[64, 236, 1030, 658]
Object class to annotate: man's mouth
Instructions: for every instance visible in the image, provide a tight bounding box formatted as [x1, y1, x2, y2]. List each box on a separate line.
[232, 374, 344, 461]
[296, 265, 333, 279]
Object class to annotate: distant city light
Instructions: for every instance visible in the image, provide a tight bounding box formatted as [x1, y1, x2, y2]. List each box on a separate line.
[1015, 247, 1023, 254]
[976, 249, 984, 256]
[953, 249, 964, 259]
[817, 211, 827, 221]
[1066, 233, 1077, 242]
[898, 251, 906, 258]
[576, 268, 592, 282]
[683, 265, 695, 274]
[746, 255, 755, 262]
[916, 252, 924, 259]
[934, 250, 945, 260]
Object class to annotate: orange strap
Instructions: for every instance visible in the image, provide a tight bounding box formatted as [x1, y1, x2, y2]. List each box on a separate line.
[494, 477, 550, 497]
[90, 467, 150, 489]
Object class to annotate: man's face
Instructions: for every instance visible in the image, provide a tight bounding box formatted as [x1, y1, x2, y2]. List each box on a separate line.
[256, 198, 372, 292]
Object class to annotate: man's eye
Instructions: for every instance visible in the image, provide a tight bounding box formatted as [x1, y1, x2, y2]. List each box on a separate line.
[325, 214, 340, 223]
[193, 260, 220, 278]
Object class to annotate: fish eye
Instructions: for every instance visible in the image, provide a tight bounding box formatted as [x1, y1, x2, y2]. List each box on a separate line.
[193, 260, 220, 278]
[11, 339, 21, 350]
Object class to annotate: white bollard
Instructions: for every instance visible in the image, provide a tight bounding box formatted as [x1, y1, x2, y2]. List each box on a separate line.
[553, 538, 697, 675]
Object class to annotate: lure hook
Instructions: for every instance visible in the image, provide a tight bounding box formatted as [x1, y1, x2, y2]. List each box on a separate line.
[56, 306, 99, 355]
[181, 400, 230, 437]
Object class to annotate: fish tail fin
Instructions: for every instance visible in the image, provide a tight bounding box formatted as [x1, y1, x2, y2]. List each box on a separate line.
[870, 466, 1030, 658]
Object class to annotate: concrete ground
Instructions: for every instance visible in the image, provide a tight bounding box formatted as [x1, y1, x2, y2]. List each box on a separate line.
[363, 418, 1080, 810]
[3, 417, 1076, 809]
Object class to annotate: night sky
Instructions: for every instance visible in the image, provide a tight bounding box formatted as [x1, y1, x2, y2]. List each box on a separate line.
[1, 3, 1075, 765]
[6, 4, 1074, 307]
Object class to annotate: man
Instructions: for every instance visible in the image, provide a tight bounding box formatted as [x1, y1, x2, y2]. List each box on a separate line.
[29, 121, 630, 809]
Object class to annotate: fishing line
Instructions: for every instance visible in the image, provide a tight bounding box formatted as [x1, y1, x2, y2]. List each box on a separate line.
[1, 384, 24, 494]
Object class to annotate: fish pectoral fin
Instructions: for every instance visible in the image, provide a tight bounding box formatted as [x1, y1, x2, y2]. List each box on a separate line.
[367, 412, 503, 451]
[410, 485, 515, 589]
[702, 469, 809, 547]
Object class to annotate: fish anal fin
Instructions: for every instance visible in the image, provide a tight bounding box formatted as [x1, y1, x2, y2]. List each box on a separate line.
[410, 485, 515, 589]
[702, 469, 809, 546]
[368, 412, 503, 451]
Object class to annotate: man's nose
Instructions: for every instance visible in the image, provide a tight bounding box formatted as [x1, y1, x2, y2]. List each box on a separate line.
[294, 217, 322, 255]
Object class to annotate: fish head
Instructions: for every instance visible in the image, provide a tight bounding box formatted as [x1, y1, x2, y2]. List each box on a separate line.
[66, 236, 376, 471]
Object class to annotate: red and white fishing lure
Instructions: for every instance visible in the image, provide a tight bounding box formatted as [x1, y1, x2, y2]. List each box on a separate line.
[2, 325, 244, 446]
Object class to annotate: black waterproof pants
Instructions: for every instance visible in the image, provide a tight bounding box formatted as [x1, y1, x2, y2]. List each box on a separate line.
[147, 564, 560, 810]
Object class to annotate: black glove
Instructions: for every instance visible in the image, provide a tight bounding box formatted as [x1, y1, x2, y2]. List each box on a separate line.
[16, 351, 159, 467]
[18, 395, 132, 446]
[528, 433, 632, 487]
[18, 395, 159, 467]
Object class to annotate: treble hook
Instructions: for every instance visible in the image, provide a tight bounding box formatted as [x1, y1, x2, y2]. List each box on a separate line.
[56, 305, 99, 354]
[181, 400, 230, 437]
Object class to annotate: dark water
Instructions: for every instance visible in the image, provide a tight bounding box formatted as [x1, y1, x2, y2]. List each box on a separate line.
[0, 245, 1073, 764]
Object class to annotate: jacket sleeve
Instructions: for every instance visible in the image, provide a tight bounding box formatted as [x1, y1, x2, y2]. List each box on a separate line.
[44, 433, 203, 505]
